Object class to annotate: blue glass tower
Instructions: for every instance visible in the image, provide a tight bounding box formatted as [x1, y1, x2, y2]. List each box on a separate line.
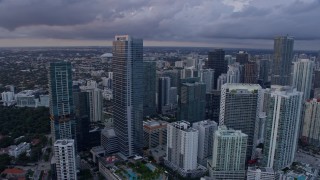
[113, 35, 144, 157]
[49, 61, 76, 143]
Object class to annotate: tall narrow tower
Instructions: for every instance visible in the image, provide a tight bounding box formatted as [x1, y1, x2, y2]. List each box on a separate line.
[112, 35, 144, 157]
[208, 49, 227, 89]
[271, 36, 294, 86]
[49, 61, 76, 143]
[292, 59, 314, 101]
[262, 86, 303, 170]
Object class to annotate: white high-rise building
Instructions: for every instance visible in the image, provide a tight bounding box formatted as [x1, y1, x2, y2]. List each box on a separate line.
[80, 81, 103, 122]
[209, 126, 247, 179]
[220, 83, 262, 160]
[227, 63, 241, 83]
[301, 99, 320, 146]
[165, 121, 207, 177]
[292, 59, 314, 101]
[262, 86, 303, 171]
[216, 73, 227, 90]
[200, 69, 215, 93]
[54, 139, 77, 180]
[192, 120, 217, 166]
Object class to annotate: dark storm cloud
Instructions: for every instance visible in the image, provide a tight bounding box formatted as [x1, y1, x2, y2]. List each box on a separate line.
[0, 0, 320, 47]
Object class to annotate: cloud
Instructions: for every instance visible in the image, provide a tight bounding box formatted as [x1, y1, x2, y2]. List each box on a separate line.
[0, 0, 319, 49]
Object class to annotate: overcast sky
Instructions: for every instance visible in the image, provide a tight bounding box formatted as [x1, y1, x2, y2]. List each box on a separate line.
[0, 0, 319, 50]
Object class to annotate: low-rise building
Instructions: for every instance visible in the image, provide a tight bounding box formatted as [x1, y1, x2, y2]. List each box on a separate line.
[143, 120, 167, 149]
[8, 142, 30, 158]
[247, 167, 275, 180]
[101, 128, 118, 154]
[277, 162, 319, 180]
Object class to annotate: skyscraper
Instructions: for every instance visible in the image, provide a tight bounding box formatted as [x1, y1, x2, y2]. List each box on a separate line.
[313, 70, 320, 98]
[205, 90, 221, 123]
[292, 59, 314, 101]
[192, 120, 217, 166]
[258, 59, 270, 88]
[49, 61, 76, 143]
[158, 77, 171, 113]
[80, 81, 103, 122]
[54, 139, 77, 180]
[271, 36, 294, 86]
[73, 85, 90, 151]
[178, 82, 206, 123]
[165, 121, 207, 178]
[220, 83, 262, 160]
[216, 73, 227, 90]
[227, 63, 241, 83]
[209, 126, 247, 179]
[200, 69, 215, 93]
[236, 51, 249, 64]
[262, 86, 303, 171]
[208, 49, 227, 89]
[143, 61, 157, 116]
[301, 99, 320, 146]
[244, 62, 258, 84]
[112, 35, 144, 157]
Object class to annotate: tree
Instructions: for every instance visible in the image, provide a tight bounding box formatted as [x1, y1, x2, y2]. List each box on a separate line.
[78, 169, 93, 180]
[0, 154, 11, 172]
[0, 136, 14, 148]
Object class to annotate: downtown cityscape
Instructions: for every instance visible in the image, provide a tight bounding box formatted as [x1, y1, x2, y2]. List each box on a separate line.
[1, 0, 320, 180]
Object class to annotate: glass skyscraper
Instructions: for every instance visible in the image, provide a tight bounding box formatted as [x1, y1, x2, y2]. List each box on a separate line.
[271, 36, 294, 86]
[113, 35, 144, 157]
[49, 61, 76, 143]
[178, 82, 206, 123]
[143, 61, 157, 117]
[207, 49, 227, 89]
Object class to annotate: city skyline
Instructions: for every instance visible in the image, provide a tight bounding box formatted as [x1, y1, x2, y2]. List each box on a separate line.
[0, 0, 320, 50]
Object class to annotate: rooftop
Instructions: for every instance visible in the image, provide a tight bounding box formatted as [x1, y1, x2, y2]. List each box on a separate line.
[223, 83, 261, 91]
[2, 168, 25, 174]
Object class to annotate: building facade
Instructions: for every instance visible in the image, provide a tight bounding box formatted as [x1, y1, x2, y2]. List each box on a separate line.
[262, 86, 303, 171]
[165, 121, 206, 177]
[143, 120, 167, 149]
[49, 61, 76, 143]
[178, 82, 206, 123]
[301, 99, 320, 146]
[192, 120, 217, 166]
[205, 90, 221, 123]
[112, 35, 144, 156]
[209, 126, 247, 180]
[54, 139, 77, 180]
[207, 49, 227, 89]
[271, 36, 294, 86]
[158, 77, 171, 114]
[292, 59, 314, 101]
[220, 83, 262, 160]
[200, 69, 215, 93]
[227, 63, 241, 83]
[143, 61, 157, 117]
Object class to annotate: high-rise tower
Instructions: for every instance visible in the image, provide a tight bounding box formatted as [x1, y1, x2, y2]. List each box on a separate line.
[208, 49, 227, 89]
[112, 35, 144, 157]
[49, 61, 76, 143]
[209, 126, 248, 179]
[262, 86, 303, 170]
[271, 36, 294, 86]
[292, 59, 314, 101]
[220, 83, 262, 160]
[143, 61, 157, 116]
